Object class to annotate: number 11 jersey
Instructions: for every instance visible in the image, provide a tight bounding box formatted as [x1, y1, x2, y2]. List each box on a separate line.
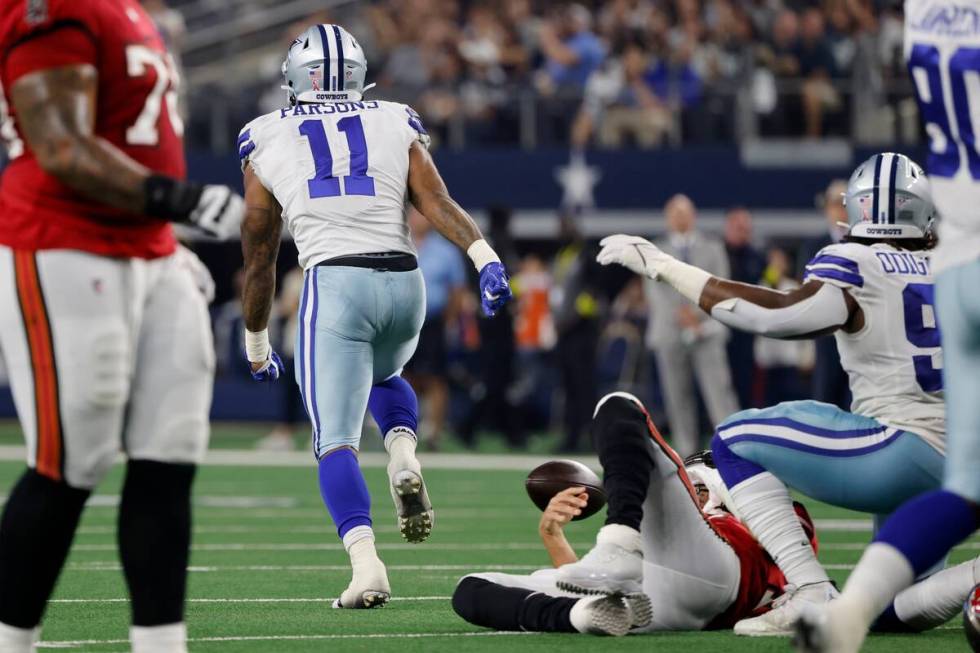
[239, 100, 427, 270]
[0, 0, 183, 259]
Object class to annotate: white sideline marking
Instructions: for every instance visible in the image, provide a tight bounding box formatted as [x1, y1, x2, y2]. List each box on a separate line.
[0, 444, 598, 470]
[812, 519, 872, 531]
[70, 542, 566, 552]
[36, 631, 539, 648]
[66, 563, 540, 573]
[50, 596, 451, 604]
[76, 524, 467, 535]
[823, 542, 980, 551]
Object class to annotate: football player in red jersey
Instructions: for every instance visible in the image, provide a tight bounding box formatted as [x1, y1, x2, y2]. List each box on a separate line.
[451, 393, 978, 636]
[0, 1, 242, 652]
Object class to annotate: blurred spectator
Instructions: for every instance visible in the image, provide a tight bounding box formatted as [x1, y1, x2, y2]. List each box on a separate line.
[536, 4, 605, 95]
[256, 267, 307, 452]
[551, 213, 602, 453]
[645, 195, 739, 457]
[212, 268, 246, 376]
[723, 207, 766, 409]
[511, 254, 557, 432]
[798, 179, 851, 411]
[797, 8, 842, 137]
[754, 247, 815, 405]
[573, 39, 676, 149]
[459, 207, 523, 448]
[403, 209, 467, 450]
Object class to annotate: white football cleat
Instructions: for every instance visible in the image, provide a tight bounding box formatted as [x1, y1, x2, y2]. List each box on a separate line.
[556, 542, 643, 595]
[792, 602, 867, 653]
[390, 469, 433, 543]
[332, 556, 391, 609]
[574, 594, 646, 636]
[735, 581, 838, 636]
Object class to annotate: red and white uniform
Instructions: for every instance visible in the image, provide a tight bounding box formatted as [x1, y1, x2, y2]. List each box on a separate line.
[467, 406, 818, 632]
[0, 0, 212, 489]
[0, 0, 182, 259]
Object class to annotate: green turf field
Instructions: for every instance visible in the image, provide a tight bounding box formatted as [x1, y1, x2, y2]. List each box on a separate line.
[1, 454, 975, 652]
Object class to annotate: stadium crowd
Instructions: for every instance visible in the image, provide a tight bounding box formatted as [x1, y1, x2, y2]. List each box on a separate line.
[162, 0, 914, 149]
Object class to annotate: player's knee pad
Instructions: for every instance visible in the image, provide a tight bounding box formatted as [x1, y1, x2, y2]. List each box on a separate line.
[316, 435, 361, 460]
[127, 416, 209, 466]
[66, 444, 119, 490]
[118, 460, 195, 626]
[85, 329, 131, 408]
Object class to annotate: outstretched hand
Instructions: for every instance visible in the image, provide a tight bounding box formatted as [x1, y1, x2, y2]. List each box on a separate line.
[596, 234, 673, 280]
[539, 486, 589, 538]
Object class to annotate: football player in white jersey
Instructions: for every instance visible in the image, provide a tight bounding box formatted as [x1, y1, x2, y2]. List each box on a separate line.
[236, 24, 512, 609]
[594, 152, 946, 636]
[793, 3, 980, 651]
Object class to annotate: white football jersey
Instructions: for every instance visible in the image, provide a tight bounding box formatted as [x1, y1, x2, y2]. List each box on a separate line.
[804, 242, 945, 452]
[905, 0, 980, 274]
[239, 100, 427, 269]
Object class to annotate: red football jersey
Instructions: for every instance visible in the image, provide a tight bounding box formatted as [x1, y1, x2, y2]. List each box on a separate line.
[0, 0, 182, 258]
[705, 503, 819, 630]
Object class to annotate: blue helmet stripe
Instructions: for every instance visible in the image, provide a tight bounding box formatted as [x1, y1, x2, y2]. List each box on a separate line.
[871, 154, 882, 223]
[887, 154, 899, 224]
[332, 25, 346, 91]
[315, 24, 333, 90]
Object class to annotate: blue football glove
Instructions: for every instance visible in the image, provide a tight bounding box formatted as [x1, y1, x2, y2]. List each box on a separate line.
[249, 350, 284, 382]
[479, 261, 513, 317]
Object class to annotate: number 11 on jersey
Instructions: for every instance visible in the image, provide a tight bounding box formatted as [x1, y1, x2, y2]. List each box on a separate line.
[299, 116, 376, 199]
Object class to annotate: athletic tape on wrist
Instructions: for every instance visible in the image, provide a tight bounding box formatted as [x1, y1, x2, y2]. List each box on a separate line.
[467, 239, 501, 272]
[244, 329, 271, 363]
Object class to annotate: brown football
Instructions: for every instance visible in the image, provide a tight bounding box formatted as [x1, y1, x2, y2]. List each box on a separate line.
[525, 459, 607, 521]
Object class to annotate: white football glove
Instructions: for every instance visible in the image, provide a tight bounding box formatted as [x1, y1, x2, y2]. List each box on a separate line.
[189, 185, 245, 240]
[596, 234, 675, 280]
[597, 233, 713, 303]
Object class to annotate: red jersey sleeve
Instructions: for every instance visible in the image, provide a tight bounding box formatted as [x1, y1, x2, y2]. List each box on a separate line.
[4, 24, 96, 85]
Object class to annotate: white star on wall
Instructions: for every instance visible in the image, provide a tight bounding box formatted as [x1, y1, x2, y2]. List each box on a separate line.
[554, 152, 601, 210]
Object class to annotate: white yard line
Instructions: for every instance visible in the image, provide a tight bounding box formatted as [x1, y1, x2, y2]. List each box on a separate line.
[70, 542, 562, 552]
[822, 542, 980, 551]
[0, 445, 597, 470]
[50, 596, 452, 604]
[68, 563, 538, 571]
[36, 631, 540, 648]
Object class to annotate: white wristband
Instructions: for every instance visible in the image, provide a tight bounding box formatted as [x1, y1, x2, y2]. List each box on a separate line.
[659, 258, 712, 304]
[466, 239, 500, 272]
[245, 328, 271, 363]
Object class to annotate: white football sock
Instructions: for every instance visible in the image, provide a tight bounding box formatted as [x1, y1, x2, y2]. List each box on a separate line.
[343, 525, 376, 554]
[729, 472, 829, 586]
[130, 622, 187, 653]
[384, 428, 420, 476]
[569, 596, 603, 633]
[893, 555, 979, 630]
[835, 542, 915, 626]
[0, 622, 39, 653]
[596, 524, 642, 553]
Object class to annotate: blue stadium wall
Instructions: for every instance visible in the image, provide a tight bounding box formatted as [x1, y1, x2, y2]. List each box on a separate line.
[0, 144, 926, 421]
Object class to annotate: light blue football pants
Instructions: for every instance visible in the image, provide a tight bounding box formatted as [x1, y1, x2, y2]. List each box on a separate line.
[937, 258, 980, 503]
[294, 265, 425, 458]
[713, 400, 945, 516]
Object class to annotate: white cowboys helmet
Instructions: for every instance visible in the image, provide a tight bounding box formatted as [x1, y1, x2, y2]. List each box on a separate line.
[843, 152, 937, 240]
[281, 24, 373, 104]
